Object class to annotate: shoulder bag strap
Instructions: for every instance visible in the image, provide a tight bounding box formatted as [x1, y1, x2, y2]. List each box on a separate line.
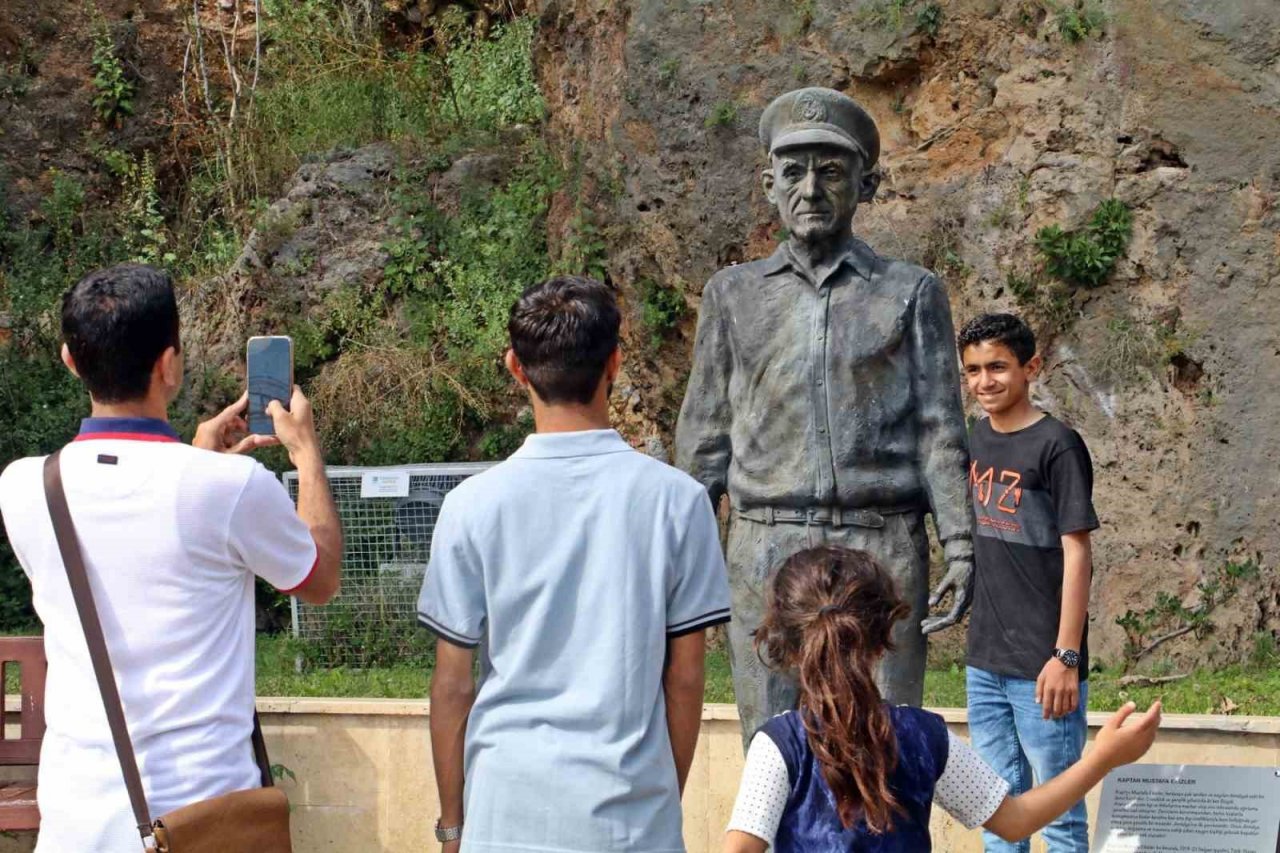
[252, 712, 274, 788]
[43, 450, 155, 845]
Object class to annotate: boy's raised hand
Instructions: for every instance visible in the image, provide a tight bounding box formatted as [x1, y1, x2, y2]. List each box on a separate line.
[1093, 700, 1161, 769]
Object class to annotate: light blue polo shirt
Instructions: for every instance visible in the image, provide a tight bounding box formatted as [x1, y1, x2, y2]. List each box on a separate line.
[417, 429, 730, 853]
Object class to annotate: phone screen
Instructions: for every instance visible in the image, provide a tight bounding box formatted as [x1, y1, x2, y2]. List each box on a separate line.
[246, 336, 293, 436]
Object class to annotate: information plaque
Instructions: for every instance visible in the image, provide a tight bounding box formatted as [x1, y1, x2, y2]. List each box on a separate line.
[359, 470, 411, 499]
[1093, 764, 1280, 853]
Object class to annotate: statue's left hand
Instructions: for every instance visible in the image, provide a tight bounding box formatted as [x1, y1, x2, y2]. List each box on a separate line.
[920, 558, 974, 635]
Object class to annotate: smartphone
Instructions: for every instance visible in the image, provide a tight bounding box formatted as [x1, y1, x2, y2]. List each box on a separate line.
[246, 336, 294, 436]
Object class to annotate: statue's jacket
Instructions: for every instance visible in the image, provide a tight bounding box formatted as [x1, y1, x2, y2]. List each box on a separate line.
[675, 236, 972, 561]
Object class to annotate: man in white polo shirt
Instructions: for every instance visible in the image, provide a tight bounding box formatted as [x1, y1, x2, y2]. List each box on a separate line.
[0, 263, 343, 852]
[419, 276, 731, 853]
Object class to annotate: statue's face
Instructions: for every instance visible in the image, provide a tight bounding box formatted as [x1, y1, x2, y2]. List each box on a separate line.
[762, 145, 878, 245]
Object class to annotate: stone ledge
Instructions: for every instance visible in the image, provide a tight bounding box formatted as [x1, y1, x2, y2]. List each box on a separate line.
[248, 698, 1280, 735]
[10, 693, 1278, 734]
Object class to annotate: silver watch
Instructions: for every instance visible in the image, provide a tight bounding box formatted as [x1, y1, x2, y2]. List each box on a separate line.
[1053, 647, 1080, 669]
[435, 819, 463, 843]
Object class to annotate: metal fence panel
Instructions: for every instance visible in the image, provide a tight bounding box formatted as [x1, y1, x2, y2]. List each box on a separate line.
[283, 463, 492, 669]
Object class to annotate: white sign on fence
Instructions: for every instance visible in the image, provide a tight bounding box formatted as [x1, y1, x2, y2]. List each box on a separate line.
[359, 470, 411, 499]
[1093, 764, 1280, 853]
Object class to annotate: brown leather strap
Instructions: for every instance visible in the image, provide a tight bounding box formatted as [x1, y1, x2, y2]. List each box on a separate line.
[43, 450, 154, 844]
[42, 450, 276, 845]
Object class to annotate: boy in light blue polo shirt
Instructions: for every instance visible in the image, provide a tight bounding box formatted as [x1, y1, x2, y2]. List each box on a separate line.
[418, 276, 731, 853]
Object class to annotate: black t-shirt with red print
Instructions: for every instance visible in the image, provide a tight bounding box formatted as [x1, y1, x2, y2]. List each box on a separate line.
[966, 413, 1100, 682]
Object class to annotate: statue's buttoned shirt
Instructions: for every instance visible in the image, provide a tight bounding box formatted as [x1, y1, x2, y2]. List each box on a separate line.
[675, 237, 973, 560]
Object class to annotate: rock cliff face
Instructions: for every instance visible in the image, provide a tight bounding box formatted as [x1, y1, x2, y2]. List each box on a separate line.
[535, 0, 1280, 666]
[4, 0, 1279, 666]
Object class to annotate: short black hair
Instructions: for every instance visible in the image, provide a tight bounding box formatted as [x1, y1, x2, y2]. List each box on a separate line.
[957, 312, 1036, 365]
[508, 276, 620, 405]
[61, 263, 181, 403]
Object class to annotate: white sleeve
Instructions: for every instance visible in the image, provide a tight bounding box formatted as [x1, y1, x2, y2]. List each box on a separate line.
[227, 463, 318, 592]
[934, 732, 1011, 829]
[726, 733, 790, 847]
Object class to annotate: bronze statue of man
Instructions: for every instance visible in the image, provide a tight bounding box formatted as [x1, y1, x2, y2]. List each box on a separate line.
[675, 88, 974, 742]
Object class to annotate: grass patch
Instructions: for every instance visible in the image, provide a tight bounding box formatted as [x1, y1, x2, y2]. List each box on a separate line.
[254, 634, 1280, 716]
[925, 662, 1280, 716]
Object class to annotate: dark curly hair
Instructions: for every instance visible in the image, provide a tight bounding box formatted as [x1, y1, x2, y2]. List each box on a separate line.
[956, 312, 1036, 365]
[754, 546, 911, 833]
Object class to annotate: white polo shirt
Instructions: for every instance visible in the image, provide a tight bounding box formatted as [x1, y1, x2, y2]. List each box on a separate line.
[0, 417, 317, 853]
[418, 429, 731, 853]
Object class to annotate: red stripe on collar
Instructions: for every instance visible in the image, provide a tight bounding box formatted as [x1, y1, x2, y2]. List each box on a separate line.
[73, 433, 182, 443]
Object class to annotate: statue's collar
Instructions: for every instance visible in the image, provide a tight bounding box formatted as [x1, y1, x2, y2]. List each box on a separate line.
[761, 236, 877, 283]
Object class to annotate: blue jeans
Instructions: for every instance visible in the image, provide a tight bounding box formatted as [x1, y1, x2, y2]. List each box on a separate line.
[966, 666, 1089, 852]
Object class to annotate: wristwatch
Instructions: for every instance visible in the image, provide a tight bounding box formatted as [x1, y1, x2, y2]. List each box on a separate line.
[1053, 647, 1080, 669]
[435, 819, 463, 843]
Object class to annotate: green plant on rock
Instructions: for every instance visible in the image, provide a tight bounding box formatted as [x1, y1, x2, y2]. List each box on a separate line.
[43, 170, 87, 254]
[786, 0, 817, 37]
[1047, 0, 1106, 43]
[90, 21, 135, 124]
[1089, 315, 1163, 388]
[861, 0, 940, 34]
[1035, 198, 1132, 288]
[558, 209, 609, 282]
[1116, 559, 1261, 669]
[446, 17, 544, 130]
[915, 3, 944, 36]
[122, 153, 175, 265]
[640, 279, 688, 348]
[657, 58, 681, 88]
[705, 101, 739, 130]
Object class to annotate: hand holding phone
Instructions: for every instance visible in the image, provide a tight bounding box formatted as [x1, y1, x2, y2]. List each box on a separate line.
[246, 336, 294, 436]
[266, 386, 321, 466]
[192, 393, 280, 455]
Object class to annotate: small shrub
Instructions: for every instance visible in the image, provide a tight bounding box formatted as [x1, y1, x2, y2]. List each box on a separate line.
[43, 170, 86, 254]
[704, 101, 739, 130]
[657, 58, 680, 88]
[121, 153, 175, 265]
[1089, 315, 1162, 388]
[446, 18, 544, 130]
[557, 208, 608, 281]
[916, 3, 944, 36]
[90, 22, 135, 124]
[1049, 0, 1106, 43]
[787, 0, 817, 37]
[1116, 559, 1260, 667]
[478, 410, 534, 460]
[640, 279, 688, 347]
[1035, 198, 1132, 288]
[862, 0, 940, 33]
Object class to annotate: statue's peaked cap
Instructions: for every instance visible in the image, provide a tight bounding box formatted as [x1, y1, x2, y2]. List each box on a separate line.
[759, 87, 880, 168]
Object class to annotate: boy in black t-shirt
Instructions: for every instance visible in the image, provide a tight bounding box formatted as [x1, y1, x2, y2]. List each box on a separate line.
[957, 313, 1099, 853]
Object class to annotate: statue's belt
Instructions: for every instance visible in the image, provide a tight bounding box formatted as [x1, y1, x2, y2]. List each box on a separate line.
[732, 504, 920, 529]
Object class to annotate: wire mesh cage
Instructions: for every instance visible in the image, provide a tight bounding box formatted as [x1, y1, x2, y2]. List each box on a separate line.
[284, 463, 492, 669]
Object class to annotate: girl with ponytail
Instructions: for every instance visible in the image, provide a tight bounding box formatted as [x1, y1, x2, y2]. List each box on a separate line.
[724, 546, 1161, 852]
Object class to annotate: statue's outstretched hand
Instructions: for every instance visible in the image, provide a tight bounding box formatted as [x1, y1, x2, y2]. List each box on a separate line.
[921, 558, 974, 635]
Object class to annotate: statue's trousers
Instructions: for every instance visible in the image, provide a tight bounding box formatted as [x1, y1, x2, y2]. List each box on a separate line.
[724, 509, 931, 750]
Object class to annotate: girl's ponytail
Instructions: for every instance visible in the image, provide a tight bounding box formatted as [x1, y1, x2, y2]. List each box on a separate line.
[755, 547, 911, 833]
